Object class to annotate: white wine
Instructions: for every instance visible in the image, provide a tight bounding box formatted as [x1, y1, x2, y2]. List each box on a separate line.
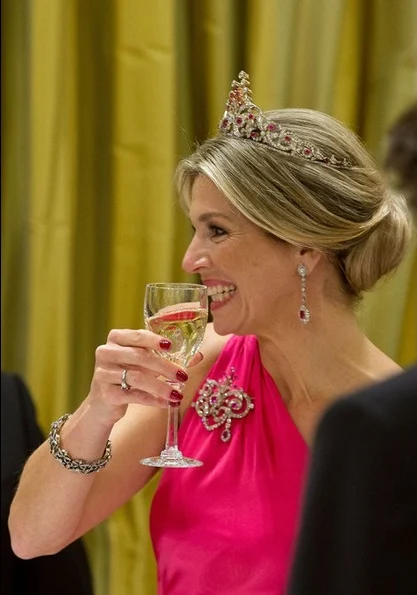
[141, 284, 207, 468]
[146, 307, 208, 366]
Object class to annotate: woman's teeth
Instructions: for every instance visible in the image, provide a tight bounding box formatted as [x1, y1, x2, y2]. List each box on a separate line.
[207, 285, 236, 302]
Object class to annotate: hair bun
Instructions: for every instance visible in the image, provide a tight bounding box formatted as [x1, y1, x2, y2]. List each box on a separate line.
[342, 190, 412, 295]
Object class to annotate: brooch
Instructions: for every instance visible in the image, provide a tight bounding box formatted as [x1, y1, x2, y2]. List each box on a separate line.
[192, 369, 254, 442]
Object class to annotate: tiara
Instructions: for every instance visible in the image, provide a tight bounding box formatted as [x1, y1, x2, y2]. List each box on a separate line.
[218, 71, 353, 169]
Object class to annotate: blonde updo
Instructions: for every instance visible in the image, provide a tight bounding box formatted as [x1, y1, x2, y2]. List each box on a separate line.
[176, 108, 412, 297]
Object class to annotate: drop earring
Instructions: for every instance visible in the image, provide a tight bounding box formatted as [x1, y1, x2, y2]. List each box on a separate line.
[297, 264, 311, 324]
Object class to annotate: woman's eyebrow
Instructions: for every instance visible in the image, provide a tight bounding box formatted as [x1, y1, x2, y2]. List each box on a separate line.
[197, 212, 234, 223]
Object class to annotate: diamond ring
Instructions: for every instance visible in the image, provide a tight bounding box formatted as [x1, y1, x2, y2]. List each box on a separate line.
[121, 369, 131, 391]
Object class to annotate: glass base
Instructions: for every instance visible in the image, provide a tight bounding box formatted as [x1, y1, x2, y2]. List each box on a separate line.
[140, 447, 203, 468]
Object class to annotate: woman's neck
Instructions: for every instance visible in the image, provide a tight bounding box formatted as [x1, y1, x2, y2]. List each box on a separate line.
[257, 303, 400, 406]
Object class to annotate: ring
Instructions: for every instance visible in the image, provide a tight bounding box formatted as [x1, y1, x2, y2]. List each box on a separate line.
[121, 369, 131, 391]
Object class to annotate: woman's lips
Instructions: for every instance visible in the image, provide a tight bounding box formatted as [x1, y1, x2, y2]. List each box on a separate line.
[208, 286, 236, 310]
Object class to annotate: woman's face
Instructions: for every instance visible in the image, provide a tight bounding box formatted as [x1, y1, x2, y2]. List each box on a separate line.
[182, 176, 301, 337]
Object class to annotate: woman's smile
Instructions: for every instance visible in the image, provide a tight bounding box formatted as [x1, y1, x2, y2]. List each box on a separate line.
[182, 176, 300, 336]
[206, 281, 237, 310]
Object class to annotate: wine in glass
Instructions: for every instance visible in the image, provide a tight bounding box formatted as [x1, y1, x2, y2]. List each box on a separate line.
[140, 282, 208, 468]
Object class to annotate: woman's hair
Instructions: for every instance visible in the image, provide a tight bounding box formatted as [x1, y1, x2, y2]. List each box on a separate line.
[176, 108, 412, 297]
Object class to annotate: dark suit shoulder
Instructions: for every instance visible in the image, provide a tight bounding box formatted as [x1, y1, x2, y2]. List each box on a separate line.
[314, 366, 417, 495]
[1, 372, 94, 595]
[1, 371, 29, 398]
[1, 371, 37, 418]
[1, 371, 44, 456]
[289, 366, 417, 595]
[319, 366, 417, 438]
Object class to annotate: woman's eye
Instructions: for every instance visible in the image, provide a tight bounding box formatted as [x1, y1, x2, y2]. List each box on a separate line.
[209, 225, 227, 238]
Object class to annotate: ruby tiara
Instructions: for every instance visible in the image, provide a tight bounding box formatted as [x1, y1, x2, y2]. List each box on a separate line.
[218, 71, 353, 169]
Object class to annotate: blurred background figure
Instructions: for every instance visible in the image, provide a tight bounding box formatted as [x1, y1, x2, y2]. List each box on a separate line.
[1, 372, 94, 595]
[385, 102, 417, 214]
[2, 1, 416, 594]
[287, 102, 417, 595]
[287, 364, 417, 595]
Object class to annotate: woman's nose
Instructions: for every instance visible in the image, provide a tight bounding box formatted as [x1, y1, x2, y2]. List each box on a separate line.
[182, 239, 210, 274]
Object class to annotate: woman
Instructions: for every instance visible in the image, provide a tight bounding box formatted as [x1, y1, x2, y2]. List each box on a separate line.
[9, 72, 412, 594]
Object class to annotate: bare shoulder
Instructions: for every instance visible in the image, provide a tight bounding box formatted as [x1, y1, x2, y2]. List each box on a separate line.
[181, 324, 232, 412]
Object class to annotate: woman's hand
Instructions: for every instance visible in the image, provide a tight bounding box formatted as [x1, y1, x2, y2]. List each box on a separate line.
[87, 328, 194, 424]
[7, 325, 213, 559]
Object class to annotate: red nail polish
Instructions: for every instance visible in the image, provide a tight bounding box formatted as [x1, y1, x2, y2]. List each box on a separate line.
[176, 369, 188, 382]
[160, 339, 171, 350]
[170, 389, 183, 401]
[170, 401, 181, 408]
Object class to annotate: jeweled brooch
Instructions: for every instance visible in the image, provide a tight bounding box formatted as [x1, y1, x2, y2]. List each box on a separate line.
[192, 369, 254, 442]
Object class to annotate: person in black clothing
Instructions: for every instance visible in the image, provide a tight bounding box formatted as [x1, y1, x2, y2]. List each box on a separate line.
[287, 366, 417, 595]
[1, 372, 94, 595]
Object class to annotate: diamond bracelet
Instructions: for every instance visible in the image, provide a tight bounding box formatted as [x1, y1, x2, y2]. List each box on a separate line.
[48, 413, 112, 475]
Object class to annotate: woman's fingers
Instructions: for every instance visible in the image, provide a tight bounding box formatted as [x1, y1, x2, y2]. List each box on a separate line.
[91, 380, 172, 410]
[109, 367, 183, 404]
[107, 328, 170, 350]
[88, 329, 189, 414]
[96, 330, 188, 383]
[89, 365, 182, 412]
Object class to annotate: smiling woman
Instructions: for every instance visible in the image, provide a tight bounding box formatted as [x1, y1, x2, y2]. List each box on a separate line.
[181, 175, 307, 336]
[8, 72, 413, 595]
[177, 75, 410, 301]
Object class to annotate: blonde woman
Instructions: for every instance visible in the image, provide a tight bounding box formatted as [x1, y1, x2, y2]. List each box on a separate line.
[9, 72, 412, 595]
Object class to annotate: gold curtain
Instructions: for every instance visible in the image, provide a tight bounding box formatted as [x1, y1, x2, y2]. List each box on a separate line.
[2, 1, 416, 594]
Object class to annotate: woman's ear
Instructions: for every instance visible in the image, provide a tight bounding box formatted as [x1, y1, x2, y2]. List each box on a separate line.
[297, 247, 323, 274]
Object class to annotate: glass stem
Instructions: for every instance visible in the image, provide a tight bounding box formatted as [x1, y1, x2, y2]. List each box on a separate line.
[165, 403, 179, 451]
[163, 381, 184, 456]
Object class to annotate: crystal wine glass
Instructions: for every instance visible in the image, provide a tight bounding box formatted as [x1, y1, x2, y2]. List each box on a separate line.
[140, 282, 208, 468]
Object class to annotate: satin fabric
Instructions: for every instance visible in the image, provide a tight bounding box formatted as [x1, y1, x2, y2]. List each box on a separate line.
[150, 335, 309, 594]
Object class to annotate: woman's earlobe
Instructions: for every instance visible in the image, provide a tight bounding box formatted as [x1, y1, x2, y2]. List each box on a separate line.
[296, 248, 323, 274]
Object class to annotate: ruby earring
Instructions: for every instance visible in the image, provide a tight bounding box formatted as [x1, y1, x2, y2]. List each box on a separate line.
[297, 264, 311, 324]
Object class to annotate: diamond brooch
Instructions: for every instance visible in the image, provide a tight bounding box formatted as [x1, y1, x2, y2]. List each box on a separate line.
[192, 369, 254, 442]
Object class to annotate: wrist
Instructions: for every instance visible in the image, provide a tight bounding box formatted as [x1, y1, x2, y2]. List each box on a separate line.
[48, 414, 112, 474]
[83, 395, 128, 429]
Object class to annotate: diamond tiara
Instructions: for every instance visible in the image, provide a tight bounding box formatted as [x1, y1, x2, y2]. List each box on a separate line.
[218, 71, 353, 169]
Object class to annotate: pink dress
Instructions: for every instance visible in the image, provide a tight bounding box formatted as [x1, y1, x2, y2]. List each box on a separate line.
[150, 335, 309, 594]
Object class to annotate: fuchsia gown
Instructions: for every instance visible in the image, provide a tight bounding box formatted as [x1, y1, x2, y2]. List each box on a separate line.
[150, 335, 309, 594]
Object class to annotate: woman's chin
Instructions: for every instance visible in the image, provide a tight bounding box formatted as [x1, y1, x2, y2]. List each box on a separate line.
[212, 317, 245, 337]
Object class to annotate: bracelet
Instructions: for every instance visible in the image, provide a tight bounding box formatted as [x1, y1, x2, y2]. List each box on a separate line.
[48, 413, 112, 475]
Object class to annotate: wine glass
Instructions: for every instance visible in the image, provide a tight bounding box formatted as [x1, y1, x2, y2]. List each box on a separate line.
[140, 282, 208, 468]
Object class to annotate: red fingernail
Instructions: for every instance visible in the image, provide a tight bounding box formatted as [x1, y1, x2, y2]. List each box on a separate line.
[160, 339, 171, 350]
[170, 401, 181, 408]
[176, 369, 188, 382]
[170, 389, 183, 401]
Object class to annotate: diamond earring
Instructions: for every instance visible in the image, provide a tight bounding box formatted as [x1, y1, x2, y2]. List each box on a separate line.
[297, 264, 311, 324]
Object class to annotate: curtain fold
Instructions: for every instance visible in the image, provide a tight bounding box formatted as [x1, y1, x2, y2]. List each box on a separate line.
[25, 0, 78, 422]
[2, 1, 416, 594]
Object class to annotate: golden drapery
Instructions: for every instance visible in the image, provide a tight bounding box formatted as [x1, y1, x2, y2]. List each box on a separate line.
[2, 1, 416, 594]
